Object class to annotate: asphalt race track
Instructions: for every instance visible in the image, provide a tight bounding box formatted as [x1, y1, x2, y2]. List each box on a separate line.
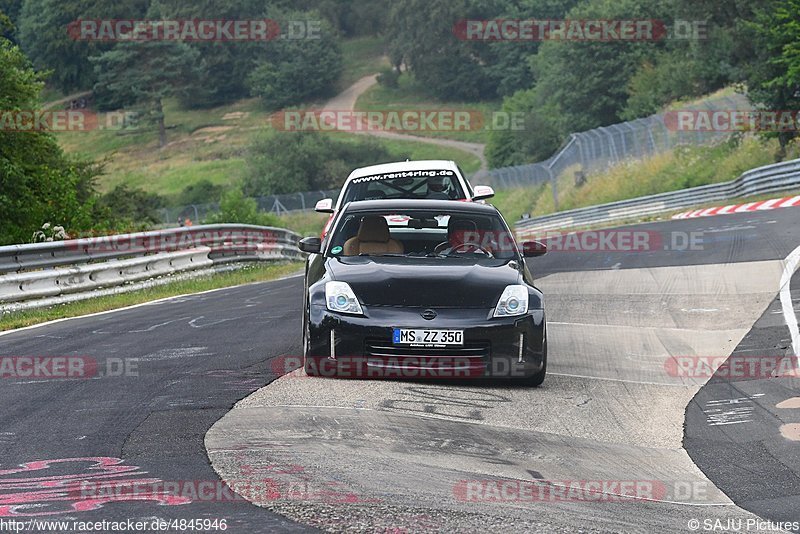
[1, 206, 799, 533]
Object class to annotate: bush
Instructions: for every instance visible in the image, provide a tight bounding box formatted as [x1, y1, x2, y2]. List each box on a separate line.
[376, 67, 400, 89]
[244, 131, 401, 196]
[206, 189, 279, 226]
[97, 186, 164, 227]
[177, 180, 225, 206]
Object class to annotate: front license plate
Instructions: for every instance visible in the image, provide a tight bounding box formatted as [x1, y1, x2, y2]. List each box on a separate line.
[392, 329, 464, 346]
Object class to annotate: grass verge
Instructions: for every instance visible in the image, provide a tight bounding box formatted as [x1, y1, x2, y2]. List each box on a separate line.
[507, 136, 794, 220]
[0, 261, 303, 332]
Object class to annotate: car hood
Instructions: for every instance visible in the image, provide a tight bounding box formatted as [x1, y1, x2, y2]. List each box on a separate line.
[326, 256, 522, 307]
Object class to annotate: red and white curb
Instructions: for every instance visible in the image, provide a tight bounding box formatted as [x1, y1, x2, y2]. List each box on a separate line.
[672, 195, 800, 220]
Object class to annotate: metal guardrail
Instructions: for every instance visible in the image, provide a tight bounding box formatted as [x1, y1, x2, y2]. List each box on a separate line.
[515, 157, 800, 236]
[0, 225, 303, 305]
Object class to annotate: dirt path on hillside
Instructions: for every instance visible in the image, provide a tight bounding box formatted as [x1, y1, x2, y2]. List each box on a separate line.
[322, 75, 488, 170]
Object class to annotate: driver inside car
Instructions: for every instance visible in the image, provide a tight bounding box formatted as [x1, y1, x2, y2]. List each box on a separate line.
[426, 176, 452, 199]
[434, 217, 494, 255]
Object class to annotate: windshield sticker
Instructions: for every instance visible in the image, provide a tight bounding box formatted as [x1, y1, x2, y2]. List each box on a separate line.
[351, 170, 455, 184]
[331, 246, 343, 255]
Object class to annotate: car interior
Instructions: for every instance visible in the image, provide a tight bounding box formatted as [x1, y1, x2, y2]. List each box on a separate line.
[332, 212, 517, 259]
[343, 175, 466, 204]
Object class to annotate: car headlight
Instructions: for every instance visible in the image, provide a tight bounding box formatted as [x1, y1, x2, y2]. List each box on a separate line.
[494, 285, 529, 317]
[325, 281, 363, 315]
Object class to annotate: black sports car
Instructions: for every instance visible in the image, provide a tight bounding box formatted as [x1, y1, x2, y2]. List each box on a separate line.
[298, 199, 548, 385]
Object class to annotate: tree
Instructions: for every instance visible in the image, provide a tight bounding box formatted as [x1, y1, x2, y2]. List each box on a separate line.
[152, 0, 274, 108]
[92, 41, 202, 147]
[246, 14, 342, 110]
[386, 0, 582, 100]
[486, 87, 564, 167]
[386, 0, 495, 100]
[16, 0, 147, 93]
[745, 0, 800, 156]
[0, 0, 21, 43]
[0, 36, 102, 244]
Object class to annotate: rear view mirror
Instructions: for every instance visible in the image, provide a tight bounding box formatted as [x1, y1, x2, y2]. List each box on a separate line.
[408, 218, 439, 229]
[472, 185, 495, 201]
[315, 198, 334, 213]
[298, 237, 322, 254]
[521, 241, 547, 257]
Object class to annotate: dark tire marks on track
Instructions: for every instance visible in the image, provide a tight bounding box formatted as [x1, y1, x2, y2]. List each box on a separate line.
[685, 269, 800, 532]
[0, 277, 311, 532]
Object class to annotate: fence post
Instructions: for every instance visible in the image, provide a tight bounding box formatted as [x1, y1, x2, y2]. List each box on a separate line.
[271, 198, 288, 216]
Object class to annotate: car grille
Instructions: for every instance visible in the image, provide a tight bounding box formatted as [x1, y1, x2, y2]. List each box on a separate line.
[364, 339, 490, 370]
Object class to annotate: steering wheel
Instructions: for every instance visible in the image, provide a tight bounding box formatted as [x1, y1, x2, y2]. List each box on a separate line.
[434, 242, 494, 258]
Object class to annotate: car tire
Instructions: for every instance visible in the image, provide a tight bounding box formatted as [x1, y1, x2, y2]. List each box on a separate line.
[302, 299, 319, 377]
[521, 326, 547, 387]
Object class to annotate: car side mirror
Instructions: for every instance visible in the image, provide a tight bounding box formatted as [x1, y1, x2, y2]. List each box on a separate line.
[472, 185, 495, 201]
[315, 198, 334, 213]
[298, 237, 322, 254]
[521, 241, 547, 257]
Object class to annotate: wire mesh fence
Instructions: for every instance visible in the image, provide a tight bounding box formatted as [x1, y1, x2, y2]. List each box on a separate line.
[474, 93, 752, 198]
[158, 189, 339, 225]
[158, 93, 751, 223]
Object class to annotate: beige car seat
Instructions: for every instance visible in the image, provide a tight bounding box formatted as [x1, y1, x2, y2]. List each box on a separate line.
[343, 216, 404, 256]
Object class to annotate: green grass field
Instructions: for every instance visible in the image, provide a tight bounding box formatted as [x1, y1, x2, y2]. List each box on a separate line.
[355, 74, 501, 144]
[56, 99, 481, 200]
[52, 36, 478, 203]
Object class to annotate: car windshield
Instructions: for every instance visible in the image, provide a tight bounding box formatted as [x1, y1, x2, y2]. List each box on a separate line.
[326, 208, 519, 260]
[341, 170, 466, 204]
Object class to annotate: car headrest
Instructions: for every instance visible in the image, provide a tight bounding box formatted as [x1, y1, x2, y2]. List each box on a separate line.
[357, 216, 391, 243]
[448, 217, 478, 240]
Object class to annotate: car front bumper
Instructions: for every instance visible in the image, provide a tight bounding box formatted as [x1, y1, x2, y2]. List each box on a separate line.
[306, 305, 545, 379]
